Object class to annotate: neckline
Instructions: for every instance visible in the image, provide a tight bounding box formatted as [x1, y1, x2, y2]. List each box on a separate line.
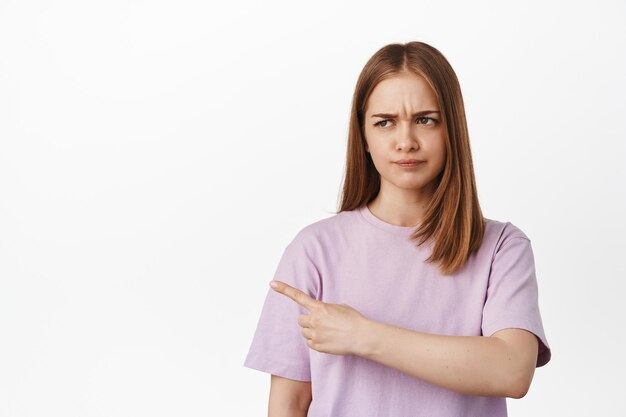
[357, 204, 419, 236]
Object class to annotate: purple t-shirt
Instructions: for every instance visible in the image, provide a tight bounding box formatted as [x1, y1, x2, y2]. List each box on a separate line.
[244, 205, 551, 416]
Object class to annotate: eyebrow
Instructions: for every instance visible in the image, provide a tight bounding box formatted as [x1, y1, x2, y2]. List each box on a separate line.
[370, 110, 440, 118]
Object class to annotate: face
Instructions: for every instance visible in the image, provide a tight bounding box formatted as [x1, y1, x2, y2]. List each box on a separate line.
[363, 71, 447, 200]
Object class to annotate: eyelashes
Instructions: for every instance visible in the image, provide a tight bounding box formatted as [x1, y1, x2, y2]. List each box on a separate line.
[373, 117, 438, 128]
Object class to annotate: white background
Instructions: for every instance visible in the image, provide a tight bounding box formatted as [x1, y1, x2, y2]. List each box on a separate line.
[1, 0, 625, 415]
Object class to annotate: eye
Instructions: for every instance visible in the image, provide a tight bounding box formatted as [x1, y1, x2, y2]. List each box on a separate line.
[374, 119, 392, 128]
[417, 117, 438, 125]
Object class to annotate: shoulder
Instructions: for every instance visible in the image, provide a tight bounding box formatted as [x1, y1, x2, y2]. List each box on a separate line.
[482, 217, 533, 263]
[484, 216, 531, 243]
[287, 209, 356, 251]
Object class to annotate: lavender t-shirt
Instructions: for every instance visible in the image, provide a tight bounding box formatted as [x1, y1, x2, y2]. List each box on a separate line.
[244, 205, 551, 416]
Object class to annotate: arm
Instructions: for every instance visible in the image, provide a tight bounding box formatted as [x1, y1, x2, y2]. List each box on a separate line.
[357, 321, 538, 399]
[268, 374, 312, 417]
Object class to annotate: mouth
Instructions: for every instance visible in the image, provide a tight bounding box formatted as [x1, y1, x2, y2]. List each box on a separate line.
[395, 161, 424, 168]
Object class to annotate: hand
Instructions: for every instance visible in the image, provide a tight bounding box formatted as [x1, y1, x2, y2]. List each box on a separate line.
[269, 280, 371, 356]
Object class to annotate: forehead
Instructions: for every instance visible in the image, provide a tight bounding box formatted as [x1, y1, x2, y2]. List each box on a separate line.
[366, 72, 439, 115]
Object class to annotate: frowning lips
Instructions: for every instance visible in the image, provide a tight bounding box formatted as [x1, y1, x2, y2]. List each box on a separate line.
[394, 159, 425, 164]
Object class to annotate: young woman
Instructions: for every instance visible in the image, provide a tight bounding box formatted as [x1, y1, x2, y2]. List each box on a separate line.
[243, 41, 551, 417]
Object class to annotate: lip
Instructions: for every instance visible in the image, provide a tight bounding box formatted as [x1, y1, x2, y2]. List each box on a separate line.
[395, 159, 424, 164]
[394, 159, 424, 167]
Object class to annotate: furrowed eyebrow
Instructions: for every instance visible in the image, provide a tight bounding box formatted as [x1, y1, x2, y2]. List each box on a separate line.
[370, 110, 440, 118]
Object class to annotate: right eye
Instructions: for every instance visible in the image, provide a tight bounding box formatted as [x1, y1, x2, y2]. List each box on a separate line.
[374, 119, 392, 128]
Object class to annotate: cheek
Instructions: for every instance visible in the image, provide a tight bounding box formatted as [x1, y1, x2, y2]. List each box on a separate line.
[366, 146, 388, 172]
[439, 141, 448, 163]
[369, 145, 388, 166]
[432, 146, 447, 174]
[429, 133, 447, 159]
[432, 140, 445, 157]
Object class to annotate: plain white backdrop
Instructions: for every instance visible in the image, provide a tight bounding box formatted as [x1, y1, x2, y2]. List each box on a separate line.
[1, 0, 625, 415]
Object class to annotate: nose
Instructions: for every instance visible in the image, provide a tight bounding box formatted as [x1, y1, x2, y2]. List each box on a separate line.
[395, 120, 419, 151]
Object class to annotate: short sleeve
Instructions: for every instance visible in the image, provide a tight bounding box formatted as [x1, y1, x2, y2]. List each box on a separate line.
[481, 230, 552, 367]
[243, 231, 320, 381]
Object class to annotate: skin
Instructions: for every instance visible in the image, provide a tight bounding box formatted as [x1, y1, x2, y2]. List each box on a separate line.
[363, 70, 447, 227]
[269, 374, 311, 416]
[267, 71, 539, 399]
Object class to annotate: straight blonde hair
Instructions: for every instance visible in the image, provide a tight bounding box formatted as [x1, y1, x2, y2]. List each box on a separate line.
[336, 41, 485, 276]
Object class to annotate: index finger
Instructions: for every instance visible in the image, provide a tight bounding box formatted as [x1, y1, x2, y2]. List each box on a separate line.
[270, 280, 319, 310]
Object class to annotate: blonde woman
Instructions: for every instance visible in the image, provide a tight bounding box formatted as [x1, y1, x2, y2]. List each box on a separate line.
[244, 41, 551, 417]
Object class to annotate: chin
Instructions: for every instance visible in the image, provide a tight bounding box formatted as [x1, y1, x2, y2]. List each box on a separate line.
[387, 174, 437, 189]
[390, 180, 428, 190]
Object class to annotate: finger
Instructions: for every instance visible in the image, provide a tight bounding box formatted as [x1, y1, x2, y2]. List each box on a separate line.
[301, 327, 313, 340]
[269, 280, 319, 310]
[297, 314, 311, 328]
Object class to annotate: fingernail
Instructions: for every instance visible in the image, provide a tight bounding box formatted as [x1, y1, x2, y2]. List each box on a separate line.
[269, 281, 278, 289]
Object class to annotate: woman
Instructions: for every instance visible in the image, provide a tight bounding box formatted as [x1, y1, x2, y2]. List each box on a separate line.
[243, 41, 551, 417]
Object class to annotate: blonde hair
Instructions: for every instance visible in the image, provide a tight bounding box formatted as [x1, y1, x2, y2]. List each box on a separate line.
[336, 41, 485, 276]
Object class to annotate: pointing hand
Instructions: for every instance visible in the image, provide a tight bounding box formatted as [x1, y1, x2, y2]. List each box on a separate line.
[269, 280, 371, 356]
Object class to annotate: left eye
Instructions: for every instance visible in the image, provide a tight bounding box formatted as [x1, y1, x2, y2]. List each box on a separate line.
[417, 117, 436, 125]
